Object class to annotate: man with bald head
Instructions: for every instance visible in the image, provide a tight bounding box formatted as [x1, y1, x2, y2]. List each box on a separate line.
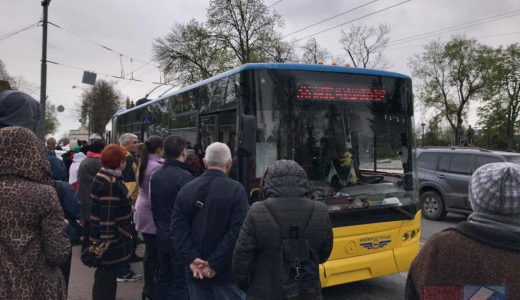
[172, 142, 248, 299]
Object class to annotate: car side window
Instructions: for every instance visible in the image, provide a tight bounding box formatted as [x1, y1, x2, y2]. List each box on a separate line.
[438, 154, 452, 172]
[473, 155, 501, 172]
[417, 152, 440, 170]
[448, 154, 472, 174]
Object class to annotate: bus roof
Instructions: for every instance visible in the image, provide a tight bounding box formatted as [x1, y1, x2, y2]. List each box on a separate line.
[117, 63, 411, 116]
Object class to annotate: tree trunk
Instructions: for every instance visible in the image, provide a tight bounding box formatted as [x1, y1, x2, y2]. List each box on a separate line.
[507, 123, 514, 151]
[455, 118, 463, 146]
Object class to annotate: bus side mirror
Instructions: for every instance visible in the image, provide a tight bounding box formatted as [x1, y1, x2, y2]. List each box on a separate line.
[237, 115, 256, 156]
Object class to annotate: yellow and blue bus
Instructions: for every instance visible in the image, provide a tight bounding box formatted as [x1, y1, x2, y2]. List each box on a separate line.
[106, 63, 420, 287]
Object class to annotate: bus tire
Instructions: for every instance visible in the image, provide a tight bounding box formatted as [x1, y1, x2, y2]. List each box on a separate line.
[420, 190, 447, 220]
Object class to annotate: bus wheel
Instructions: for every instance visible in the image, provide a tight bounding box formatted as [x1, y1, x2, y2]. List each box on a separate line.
[420, 191, 447, 220]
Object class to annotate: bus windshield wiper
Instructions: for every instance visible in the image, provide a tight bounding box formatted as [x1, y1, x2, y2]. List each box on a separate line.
[388, 205, 415, 219]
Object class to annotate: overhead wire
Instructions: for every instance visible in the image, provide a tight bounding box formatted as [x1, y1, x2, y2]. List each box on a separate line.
[45, 22, 170, 92]
[385, 31, 520, 52]
[386, 9, 520, 47]
[292, 0, 412, 43]
[331, 9, 520, 59]
[283, 0, 380, 38]
[268, 0, 284, 8]
[0, 21, 41, 41]
[45, 59, 171, 86]
[47, 21, 160, 69]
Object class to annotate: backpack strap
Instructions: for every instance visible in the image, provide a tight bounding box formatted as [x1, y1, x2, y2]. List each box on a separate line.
[264, 200, 315, 239]
[300, 202, 316, 237]
[188, 177, 218, 222]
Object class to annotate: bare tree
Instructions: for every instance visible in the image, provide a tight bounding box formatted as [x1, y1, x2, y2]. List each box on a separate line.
[81, 80, 121, 135]
[45, 102, 59, 134]
[300, 38, 331, 64]
[0, 59, 12, 90]
[153, 19, 233, 86]
[265, 35, 298, 63]
[207, 0, 283, 64]
[339, 24, 391, 69]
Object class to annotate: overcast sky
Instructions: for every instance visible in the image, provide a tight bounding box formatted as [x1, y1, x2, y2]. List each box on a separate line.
[1, 0, 519, 139]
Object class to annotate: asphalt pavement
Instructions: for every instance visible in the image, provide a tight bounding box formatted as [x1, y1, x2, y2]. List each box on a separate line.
[67, 213, 466, 300]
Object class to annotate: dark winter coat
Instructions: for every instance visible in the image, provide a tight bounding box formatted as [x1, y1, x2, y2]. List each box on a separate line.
[48, 150, 66, 181]
[405, 223, 520, 300]
[77, 153, 102, 221]
[89, 168, 133, 265]
[0, 127, 70, 299]
[232, 160, 333, 300]
[150, 159, 193, 252]
[53, 180, 81, 241]
[171, 169, 249, 284]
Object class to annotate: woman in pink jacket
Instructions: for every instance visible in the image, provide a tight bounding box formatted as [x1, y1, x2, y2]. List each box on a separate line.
[134, 135, 164, 300]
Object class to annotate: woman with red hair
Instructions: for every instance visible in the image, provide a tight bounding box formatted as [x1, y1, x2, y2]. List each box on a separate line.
[89, 144, 133, 300]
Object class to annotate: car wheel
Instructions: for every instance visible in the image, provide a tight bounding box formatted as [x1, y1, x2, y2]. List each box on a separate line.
[420, 191, 447, 220]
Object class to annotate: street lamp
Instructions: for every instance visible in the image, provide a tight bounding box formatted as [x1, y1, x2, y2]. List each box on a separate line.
[421, 123, 426, 147]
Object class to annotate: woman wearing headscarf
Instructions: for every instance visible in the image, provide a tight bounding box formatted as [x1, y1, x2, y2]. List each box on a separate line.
[134, 135, 164, 299]
[0, 127, 70, 299]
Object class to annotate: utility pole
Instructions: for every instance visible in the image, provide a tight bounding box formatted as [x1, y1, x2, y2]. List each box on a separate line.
[39, 0, 51, 139]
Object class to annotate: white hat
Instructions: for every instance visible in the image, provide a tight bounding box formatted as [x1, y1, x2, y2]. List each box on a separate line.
[89, 133, 102, 140]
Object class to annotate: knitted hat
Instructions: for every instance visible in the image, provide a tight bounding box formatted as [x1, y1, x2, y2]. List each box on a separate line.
[72, 145, 81, 153]
[469, 162, 520, 216]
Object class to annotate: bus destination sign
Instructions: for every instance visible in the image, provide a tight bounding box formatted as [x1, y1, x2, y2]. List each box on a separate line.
[297, 85, 386, 102]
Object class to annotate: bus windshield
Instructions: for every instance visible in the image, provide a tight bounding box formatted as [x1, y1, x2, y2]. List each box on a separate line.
[254, 69, 416, 213]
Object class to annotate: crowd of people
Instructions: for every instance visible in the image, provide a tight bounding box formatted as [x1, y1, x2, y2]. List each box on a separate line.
[1, 87, 519, 300]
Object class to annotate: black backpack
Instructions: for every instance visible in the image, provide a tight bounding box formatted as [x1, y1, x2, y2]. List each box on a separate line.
[264, 201, 321, 299]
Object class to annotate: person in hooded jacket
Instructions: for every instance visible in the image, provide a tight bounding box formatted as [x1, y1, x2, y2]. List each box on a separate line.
[0, 127, 70, 299]
[405, 162, 520, 300]
[232, 160, 333, 300]
[0, 89, 41, 132]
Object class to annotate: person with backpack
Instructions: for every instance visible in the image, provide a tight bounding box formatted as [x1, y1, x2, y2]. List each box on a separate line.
[232, 160, 333, 300]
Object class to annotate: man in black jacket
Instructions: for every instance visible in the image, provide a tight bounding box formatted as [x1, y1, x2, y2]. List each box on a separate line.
[233, 160, 333, 300]
[172, 142, 249, 300]
[150, 135, 193, 299]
